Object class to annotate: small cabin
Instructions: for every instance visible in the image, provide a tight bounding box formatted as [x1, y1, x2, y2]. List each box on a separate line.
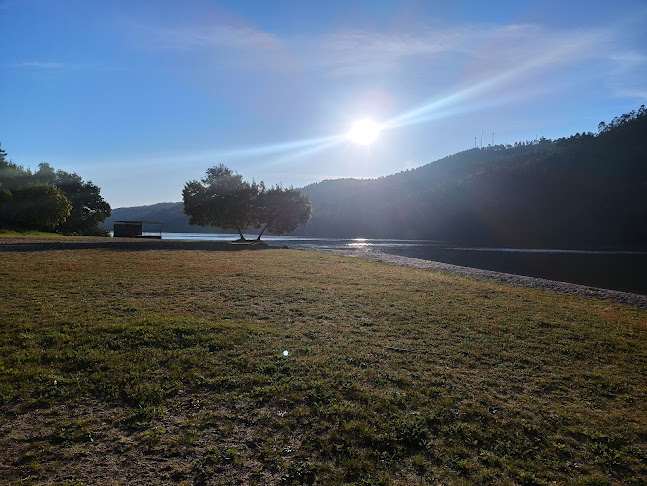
[113, 221, 163, 239]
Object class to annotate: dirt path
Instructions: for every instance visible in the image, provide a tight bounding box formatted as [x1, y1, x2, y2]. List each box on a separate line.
[309, 248, 647, 311]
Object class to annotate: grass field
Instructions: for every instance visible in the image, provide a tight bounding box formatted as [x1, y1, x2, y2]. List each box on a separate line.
[0, 237, 646, 485]
[0, 229, 75, 238]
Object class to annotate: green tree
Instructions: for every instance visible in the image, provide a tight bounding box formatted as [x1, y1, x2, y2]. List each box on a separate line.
[183, 165, 312, 241]
[0, 145, 110, 234]
[0, 188, 13, 205]
[0, 142, 7, 165]
[256, 186, 312, 240]
[34, 163, 111, 235]
[0, 143, 34, 229]
[183, 164, 262, 241]
[0, 143, 33, 192]
[4, 184, 71, 231]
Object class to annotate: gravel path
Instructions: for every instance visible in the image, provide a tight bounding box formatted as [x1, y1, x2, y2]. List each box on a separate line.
[310, 248, 647, 311]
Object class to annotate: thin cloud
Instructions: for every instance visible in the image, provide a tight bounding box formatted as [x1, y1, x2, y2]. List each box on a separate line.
[305, 28, 471, 77]
[315, 23, 608, 80]
[133, 19, 635, 80]
[293, 22, 626, 85]
[12, 61, 119, 72]
[136, 21, 467, 76]
[135, 21, 300, 78]
[611, 52, 647, 67]
[14, 61, 66, 69]
[616, 90, 647, 100]
[607, 51, 647, 99]
[143, 23, 281, 51]
[131, 16, 646, 108]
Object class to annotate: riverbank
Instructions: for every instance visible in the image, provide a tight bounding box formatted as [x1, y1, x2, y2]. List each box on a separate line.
[311, 248, 647, 311]
[1, 241, 646, 484]
[164, 233, 647, 295]
[2, 234, 644, 309]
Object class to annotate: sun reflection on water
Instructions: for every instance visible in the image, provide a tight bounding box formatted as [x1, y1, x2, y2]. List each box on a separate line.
[347, 238, 370, 248]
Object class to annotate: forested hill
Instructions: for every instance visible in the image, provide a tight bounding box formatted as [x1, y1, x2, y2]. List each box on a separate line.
[103, 107, 647, 248]
[293, 107, 647, 248]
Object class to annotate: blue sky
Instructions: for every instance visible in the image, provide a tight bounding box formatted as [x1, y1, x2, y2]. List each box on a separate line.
[1, 0, 646, 208]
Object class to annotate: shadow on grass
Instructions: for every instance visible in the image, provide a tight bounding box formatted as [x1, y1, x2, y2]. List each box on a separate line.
[0, 239, 272, 253]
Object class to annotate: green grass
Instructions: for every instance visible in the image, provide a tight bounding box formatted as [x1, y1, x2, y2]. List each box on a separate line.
[0, 238, 646, 484]
[0, 229, 64, 237]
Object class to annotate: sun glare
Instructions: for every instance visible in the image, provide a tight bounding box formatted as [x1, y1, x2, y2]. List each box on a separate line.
[346, 118, 381, 146]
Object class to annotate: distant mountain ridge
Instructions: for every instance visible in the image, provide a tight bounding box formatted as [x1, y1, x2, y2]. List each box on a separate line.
[102, 107, 647, 248]
[102, 202, 227, 234]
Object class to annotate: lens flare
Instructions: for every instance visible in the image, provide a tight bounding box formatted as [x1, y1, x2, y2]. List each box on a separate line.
[346, 118, 382, 146]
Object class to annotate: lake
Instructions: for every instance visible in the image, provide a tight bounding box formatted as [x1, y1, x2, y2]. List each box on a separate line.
[160, 233, 647, 295]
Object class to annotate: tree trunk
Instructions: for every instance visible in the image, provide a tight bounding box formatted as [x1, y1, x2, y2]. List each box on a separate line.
[236, 227, 246, 241]
[257, 224, 268, 241]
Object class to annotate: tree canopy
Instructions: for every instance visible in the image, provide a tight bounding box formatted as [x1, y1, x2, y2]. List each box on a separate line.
[256, 186, 312, 240]
[183, 164, 262, 240]
[0, 183, 71, 231]
[0, 143, 111, 234]
[183, 164, 311, 240]
[33, 163, 112, 235]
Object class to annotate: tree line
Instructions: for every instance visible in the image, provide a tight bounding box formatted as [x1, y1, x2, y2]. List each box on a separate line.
[183, 164, 312, 241]
[0, 144, 111, 235]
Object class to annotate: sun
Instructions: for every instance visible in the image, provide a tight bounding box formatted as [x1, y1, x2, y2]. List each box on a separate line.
[346, 118, 382, 146]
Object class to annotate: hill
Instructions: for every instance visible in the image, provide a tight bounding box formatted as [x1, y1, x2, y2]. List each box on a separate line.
[101, 202, 227, 234]
[292, 106, 647, 248]
[104, 107, 647, 248]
